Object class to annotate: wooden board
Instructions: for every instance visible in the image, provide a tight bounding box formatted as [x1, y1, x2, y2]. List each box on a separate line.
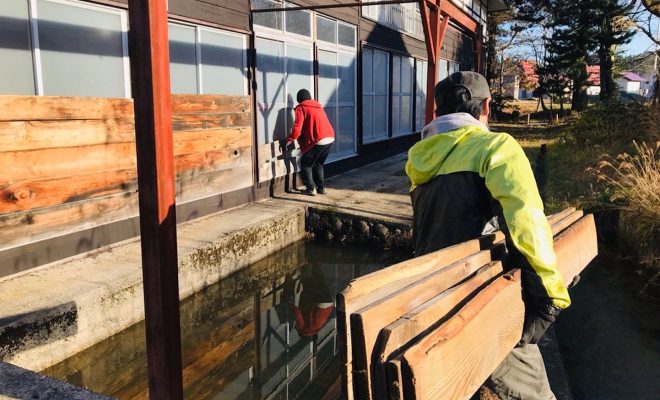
[373, 261, 504, 400]
[337, 237, 493, 400]
[0, 94, 254, 250]
[553, 214, 598, 285]
[397, 270, 524, 400]
[350, 250, 496, 400]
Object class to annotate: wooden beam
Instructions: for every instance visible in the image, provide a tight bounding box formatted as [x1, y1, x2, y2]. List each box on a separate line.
[399, 270, 524, 400]
[419, 0, 436, 62]
[337, 236, 489, 400]
[127, 0, 183, 399]
[373, 261, 504, 399]
[554, 214, 598, 286]
[350, 249, 497, 399]
[439, 0, 478, 33]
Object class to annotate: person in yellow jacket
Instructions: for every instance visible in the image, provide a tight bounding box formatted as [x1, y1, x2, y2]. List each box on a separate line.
[406, 71, 570, 400]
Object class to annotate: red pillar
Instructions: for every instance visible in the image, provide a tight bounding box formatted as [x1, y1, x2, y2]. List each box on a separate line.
[127, 0, 184, 399]
[421, 0, 450, 124]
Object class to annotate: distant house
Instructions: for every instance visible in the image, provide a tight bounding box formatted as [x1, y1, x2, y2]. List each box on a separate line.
[501, 60, 538, 100]
[617, 72, 645, 94]
[586, 65, 600, 96]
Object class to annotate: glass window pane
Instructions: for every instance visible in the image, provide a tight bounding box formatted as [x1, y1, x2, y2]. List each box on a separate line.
[392, 55, 401, 93]
[392, 96, 400, 133]
[285, 9, 311, 36]
[318, 49, 336, 104]
[373, 95, 388, 137]
[439, 59, 448, 80]
[337, 53, 355, 103]
[253, 0, 283, 30]
[362, 48, 373, 94]
[373, 50, 388, 95]
[286, 44, 312, 107]
[324, 106, 337, 131]
[256, 38, 286, 144]
[201, 29, 245, 95]
[362, 95, 373, 139]
[401, 57, 413, 94]
[0, 0, 35, 94]
[38, 0, 126, 97]
[337, 23, 355, 47]
[338, 106, 355, 154]
[400, 95, 412, 133]
[316, 16, 336, 43]
[168, 23, 197, 94]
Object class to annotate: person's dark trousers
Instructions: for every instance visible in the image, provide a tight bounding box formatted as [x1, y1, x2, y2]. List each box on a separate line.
[300, 144, 332, 191]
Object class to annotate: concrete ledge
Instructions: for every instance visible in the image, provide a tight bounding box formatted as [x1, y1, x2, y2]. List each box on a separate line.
[0, 361, 110, 400]
[0, 200, 305, 372]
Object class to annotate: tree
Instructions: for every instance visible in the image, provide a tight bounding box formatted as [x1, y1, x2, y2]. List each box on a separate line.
[593, 0, 636, 100]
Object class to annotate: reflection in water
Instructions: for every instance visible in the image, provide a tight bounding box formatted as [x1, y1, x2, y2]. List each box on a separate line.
[43, 241, 408, 399]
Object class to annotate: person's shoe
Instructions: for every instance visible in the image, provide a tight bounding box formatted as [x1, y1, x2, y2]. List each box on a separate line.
[317, 187, 326, 194]
[301, 187, 317, 196]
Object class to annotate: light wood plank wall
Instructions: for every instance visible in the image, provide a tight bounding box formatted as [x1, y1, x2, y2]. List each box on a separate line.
[0, 94, 253, 250]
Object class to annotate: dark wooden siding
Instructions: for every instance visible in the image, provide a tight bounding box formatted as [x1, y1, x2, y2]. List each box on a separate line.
[360, 18, 427, 58]
[441, 24, 474, 69]
[168, 0, 251, 31]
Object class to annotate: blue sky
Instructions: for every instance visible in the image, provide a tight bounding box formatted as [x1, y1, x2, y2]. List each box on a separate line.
[622, 17, 659, 55]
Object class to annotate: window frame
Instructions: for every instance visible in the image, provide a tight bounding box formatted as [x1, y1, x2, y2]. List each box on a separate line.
[25, 0, 130, 97]
[391, 53, 414, 136]
[361, 46, 391, 144]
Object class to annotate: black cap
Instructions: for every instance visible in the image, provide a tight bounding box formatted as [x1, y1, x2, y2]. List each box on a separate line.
[434, 71, 490, 112]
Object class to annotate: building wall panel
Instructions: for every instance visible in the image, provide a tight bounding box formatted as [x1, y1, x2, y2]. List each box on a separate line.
[360, 18, 426, 58]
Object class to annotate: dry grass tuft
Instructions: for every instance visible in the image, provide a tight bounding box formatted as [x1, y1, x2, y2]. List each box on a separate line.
[592, 141, 660, 285]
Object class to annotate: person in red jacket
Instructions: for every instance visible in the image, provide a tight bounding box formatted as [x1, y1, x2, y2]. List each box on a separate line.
[287, 89, 335, 196]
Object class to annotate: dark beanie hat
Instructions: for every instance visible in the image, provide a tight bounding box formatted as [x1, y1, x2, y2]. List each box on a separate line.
[297, 89, 312, 103]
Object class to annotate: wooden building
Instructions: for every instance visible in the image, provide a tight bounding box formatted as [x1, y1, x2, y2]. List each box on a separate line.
[0, 0, 505, 277]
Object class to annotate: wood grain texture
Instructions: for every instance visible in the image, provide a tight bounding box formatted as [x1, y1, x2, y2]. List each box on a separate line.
[350, 250, 494, 400]
[553, 214, 598, 285]
[373, 261, 504, 399]
[0, 94, 253, 249]
[399, 270, 524, 400]
[337, 238, 485, 400]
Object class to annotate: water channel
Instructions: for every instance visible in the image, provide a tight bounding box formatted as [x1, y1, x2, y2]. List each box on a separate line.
[42, 240, 409, 400]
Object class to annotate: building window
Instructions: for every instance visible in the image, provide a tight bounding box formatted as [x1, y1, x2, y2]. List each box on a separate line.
[168, 22, 247, 96]
[438, 58, 460, 80]
[317, 15, 337, 44]
[392, 54, 414, 135]
[415, 59, 428, 130]
[362, 47, 389, 143]
[0, 0, 129, 97]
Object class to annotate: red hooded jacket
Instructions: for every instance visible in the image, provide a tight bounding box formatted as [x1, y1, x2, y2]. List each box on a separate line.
[287, 100, 335, 154]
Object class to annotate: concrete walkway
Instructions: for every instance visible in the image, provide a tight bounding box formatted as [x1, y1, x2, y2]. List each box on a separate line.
[281, 153, 413, 226]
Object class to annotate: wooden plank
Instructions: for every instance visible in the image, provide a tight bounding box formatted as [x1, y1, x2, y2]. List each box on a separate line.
[171, 112, 251, 131]
[350, 249, 496, 400]
[338, 238, 485, 400]
[171, 94, 250, 114]
[0, 119, 136, 151]
[0, 95, 134, 121]
[398, 270, 524, 400]
[554, 214, 598, 285]
[549, 209, 583, 235]
[373, 261, 503, 400]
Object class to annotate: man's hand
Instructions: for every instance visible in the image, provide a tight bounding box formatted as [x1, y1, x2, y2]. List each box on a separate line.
[518, 304, 561, 346]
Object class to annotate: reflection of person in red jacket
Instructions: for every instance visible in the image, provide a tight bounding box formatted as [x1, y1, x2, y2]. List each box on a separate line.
[286, 89, 335, 196]
[288, 264, 334, 337]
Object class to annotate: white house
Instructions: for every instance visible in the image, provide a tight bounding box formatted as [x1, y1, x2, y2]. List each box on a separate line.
[616, 71, 645, 94]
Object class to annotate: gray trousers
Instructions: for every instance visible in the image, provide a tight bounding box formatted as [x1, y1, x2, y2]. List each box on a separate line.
[485, 344, 556, 400]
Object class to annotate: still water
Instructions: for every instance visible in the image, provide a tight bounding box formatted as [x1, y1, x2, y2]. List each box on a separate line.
[43, 241, 408, 399]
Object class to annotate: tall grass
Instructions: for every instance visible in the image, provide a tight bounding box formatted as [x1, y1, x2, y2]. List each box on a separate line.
[593, 141, 660, 286]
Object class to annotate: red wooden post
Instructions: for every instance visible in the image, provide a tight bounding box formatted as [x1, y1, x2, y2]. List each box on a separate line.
[127, 0, 184, 399]
[421, 0, 450, 124]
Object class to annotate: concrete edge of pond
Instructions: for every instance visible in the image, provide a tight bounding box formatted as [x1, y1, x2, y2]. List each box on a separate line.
[0, 361, 111, 400]
[0, 199, 306, 372]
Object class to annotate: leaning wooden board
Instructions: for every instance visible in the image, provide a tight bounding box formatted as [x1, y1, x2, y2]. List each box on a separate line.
[344, 209, 581, 399]
[385, 214, 598, 400]
[398, 270, 524, 400]
[337, 209, 575, 400]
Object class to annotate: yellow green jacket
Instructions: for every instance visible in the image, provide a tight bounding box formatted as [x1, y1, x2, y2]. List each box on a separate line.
[406, 122, 570, 309]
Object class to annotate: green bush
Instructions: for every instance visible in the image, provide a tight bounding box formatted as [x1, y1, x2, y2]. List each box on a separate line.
[562, 101, 655, 146]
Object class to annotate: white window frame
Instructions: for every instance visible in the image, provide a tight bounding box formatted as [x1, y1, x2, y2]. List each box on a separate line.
[361, 46, 390, 144]
[317, 40, 358, 162]
[415, 58, 428, 131]
[391, 54, 414, 136]
[254, 0, 313, 43]
[26, 0, 130, 97]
